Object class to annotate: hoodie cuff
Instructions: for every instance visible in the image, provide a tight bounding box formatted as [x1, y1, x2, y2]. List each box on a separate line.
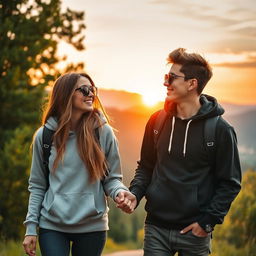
[25, 223, 38, 236]
[129, 188, 143, 206]
[197, 214, 219, 232]
[113, 188, 129, 200]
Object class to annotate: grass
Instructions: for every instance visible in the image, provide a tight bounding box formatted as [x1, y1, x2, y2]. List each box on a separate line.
[0, 240, 41, 256]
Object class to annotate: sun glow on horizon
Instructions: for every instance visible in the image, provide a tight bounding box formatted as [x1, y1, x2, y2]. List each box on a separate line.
[142, 93, 162, 107]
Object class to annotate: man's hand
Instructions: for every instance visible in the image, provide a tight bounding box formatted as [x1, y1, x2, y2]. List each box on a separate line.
[180, 222, 209, 237]
[115, 190, 137, 214]
[23, 235, 37, 256]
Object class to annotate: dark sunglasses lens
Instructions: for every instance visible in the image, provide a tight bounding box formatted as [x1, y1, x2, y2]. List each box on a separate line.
[78, 86, 97, 96]
[81, 87, 90, 96]
[164, 74, 169, 84]
[164, 74, 173, 85]
[168, 74, 174, 84]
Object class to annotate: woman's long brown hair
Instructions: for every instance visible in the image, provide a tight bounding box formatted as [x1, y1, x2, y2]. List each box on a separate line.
[42, 73, 109, 182]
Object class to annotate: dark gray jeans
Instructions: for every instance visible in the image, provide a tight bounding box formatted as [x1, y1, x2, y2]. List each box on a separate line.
[39, 228, 106, 256]
[143, 224, 211, 256]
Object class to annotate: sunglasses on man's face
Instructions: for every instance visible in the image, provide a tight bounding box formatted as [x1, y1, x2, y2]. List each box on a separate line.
[164, 73, 185, 85]
[75, 85, 97, 97]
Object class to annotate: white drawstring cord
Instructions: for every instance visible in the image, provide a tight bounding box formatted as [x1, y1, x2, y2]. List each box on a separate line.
[168, 116, 175, 154]
[183, 120, 192, 157]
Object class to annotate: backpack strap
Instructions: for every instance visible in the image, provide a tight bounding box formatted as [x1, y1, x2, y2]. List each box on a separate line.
[42, 126, 102, 185]
[153, 109, 168, 146]
[152, 110, 219, 167]
[42, 126, 55, 187]
[204, 116, 220, 167]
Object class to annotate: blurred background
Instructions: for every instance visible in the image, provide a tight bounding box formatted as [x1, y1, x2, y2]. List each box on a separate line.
[0, 0, 255, 255]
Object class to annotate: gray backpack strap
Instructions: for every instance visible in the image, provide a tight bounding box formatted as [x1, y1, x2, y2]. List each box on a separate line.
[204, 116, 220, 167]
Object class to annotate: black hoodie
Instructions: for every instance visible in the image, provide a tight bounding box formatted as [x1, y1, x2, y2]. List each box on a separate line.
[130, 94, 241, 230]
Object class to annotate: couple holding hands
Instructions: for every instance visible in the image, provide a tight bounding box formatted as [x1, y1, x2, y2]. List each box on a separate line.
[23, 48, 241, 256]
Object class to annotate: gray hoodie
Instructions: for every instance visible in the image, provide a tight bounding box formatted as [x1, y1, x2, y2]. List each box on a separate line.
[24, 116, 128, 236]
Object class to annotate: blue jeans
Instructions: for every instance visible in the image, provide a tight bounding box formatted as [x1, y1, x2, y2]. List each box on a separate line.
[39, 228, 106, 256]
[143, 224, 211, 256]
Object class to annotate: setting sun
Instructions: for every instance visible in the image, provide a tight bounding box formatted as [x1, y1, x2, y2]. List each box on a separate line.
[142, 93, 160, 107]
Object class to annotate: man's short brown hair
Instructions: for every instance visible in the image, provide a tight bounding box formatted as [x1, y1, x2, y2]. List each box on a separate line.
[167, 48, 213, 94]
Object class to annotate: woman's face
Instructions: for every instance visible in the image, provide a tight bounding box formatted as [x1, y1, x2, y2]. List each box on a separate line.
[72, 76, 95, 114]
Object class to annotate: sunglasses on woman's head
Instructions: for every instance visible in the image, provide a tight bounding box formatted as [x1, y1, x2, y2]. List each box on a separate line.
[75, 85, 97, 97]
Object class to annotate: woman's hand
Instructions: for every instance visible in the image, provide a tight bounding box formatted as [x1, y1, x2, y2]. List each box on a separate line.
[23, 235, 37, 256]
[115, 190, 137, 213]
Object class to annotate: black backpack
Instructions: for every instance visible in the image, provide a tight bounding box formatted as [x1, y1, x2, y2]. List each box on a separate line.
[42, 127, 100, 186]
[152, 109, 219, 166]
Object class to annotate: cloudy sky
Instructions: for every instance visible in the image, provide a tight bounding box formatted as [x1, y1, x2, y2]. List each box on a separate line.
[61, 0, 256, 105]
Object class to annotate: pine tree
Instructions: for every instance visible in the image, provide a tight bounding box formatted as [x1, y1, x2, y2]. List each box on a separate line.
[0, 0, 86, 239]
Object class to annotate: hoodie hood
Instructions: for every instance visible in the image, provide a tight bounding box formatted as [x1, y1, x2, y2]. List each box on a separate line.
[165, 94, 224, 120]
[166, 94, 225, 156]
[195, 94, 225, 120]
[45, 116, 58, 131]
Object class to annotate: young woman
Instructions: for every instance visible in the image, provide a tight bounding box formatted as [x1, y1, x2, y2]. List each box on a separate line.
[23, 73, 135, 256]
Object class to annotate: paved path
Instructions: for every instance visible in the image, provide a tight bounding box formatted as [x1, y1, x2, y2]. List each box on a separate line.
[104, 249, 143, 256]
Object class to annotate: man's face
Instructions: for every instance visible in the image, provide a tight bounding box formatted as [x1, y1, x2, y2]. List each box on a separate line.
[164, 64, 191, 103]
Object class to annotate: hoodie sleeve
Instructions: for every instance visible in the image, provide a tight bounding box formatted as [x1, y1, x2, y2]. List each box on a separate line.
[198, 119, 242, 229]
[100, 124, 129, 200]
[23, 127, 48, 236]
[129, 112, 158, 205]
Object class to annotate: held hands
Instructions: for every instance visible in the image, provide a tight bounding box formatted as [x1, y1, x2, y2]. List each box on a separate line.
[115, 190, 137, 214]
[23, 235, 37, 256]
[180, 222, 208, 237]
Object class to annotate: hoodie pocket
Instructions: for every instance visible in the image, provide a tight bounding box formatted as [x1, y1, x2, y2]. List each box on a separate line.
[145, 179, 200, 222]
[47, 192, 100, 224]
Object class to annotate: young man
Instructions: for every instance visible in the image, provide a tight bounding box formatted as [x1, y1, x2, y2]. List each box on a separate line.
[117, 48, 242, 256]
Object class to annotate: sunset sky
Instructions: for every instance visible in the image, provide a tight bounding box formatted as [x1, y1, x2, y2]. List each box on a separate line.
[61, 0, 256, 105]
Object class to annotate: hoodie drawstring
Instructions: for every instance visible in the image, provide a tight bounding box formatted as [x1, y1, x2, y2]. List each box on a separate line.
[168, 116, 175, 154]
[168, 117, 192, 157]
[183, 120, 192, 157]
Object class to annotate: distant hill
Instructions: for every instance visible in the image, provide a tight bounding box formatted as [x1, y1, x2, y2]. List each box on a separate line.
[98, 89, 143, 110]
[225, 110, 256, 170]
[221, 102, 256, 116]
[106, 107, 150, 185]
[225, 110, 256, 149]
[99, 88, 256, 115]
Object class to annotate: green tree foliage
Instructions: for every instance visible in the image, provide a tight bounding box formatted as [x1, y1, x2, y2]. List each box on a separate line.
[0, 0, 85, 239]
[0, 0, 85, 136]
[212, 169, 256, 256]
[108, 201, 129, 243]
[108, 200, 145, 244]
[0, 126, 33, 239]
